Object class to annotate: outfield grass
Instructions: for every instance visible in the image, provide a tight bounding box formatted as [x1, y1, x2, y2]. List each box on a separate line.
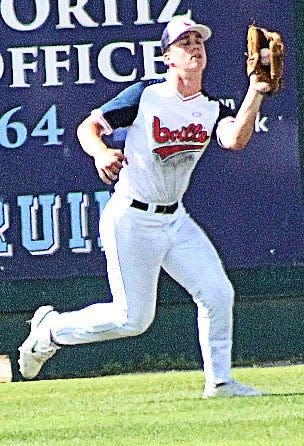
[1, 365, 304, 445]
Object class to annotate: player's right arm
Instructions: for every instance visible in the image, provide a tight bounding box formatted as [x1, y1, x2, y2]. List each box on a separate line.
[77, 80, 161, 185]
[77, 115, 127, 185]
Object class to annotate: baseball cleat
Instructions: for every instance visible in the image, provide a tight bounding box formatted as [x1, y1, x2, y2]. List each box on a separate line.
[203, 379, 267, 398]
[18, 305, 60, 380]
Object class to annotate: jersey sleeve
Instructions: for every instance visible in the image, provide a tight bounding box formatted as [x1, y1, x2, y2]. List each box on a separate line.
[92, 79, 164, 134]
[211, 102, 236, 140]
[100, 82, 146, 130]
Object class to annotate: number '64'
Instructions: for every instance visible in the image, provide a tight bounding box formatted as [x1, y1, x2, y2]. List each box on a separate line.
[0, 105, 64, 148]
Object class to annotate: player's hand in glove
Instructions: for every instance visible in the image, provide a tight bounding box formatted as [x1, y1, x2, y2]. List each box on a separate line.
[94, 148, 128, 185]
[247, 25, 284, 95]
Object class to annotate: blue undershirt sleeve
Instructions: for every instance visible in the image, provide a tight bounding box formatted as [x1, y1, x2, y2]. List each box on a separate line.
[99, 82, 148, 130]
[99, 79, 166, 130]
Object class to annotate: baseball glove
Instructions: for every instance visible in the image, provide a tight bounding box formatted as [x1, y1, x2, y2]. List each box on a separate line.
[247, 25, 284, 94]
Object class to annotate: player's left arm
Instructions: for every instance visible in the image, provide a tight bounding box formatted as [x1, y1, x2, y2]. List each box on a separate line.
[216, 76, 265, 151]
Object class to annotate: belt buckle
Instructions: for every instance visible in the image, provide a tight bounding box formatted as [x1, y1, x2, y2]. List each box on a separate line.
[155, 205, 166, 214]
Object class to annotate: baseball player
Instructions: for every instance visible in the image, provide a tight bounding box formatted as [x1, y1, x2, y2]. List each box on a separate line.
[18, 15, 270, 397]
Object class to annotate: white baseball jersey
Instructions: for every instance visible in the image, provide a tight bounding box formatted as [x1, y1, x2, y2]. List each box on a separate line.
[98, 79, 234, 204]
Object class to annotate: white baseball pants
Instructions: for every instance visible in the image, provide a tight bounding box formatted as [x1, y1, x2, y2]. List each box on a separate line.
[51, 193, 234, 385]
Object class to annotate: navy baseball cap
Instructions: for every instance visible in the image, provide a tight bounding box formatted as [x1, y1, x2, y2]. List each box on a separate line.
[161, 14, 212, 54]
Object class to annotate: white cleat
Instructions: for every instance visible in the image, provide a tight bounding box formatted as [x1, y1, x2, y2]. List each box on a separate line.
[203, 379, 267, 398]
[18, 305, 60, 380]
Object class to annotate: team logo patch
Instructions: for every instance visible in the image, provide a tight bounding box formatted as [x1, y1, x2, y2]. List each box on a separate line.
[152, 116, 210, 161]
[153, 145, 204, 161]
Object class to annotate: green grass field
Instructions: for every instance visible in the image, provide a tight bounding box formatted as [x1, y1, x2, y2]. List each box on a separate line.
[1, 365, 304, 446]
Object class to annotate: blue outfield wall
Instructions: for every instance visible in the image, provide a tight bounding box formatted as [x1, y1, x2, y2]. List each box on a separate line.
[0, 0, 304, 380]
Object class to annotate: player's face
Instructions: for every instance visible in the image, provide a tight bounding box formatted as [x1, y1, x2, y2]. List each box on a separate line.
[164, 31, 207, 73]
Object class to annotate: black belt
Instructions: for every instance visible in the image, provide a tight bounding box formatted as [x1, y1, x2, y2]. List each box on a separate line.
[131, 199, 178, 214]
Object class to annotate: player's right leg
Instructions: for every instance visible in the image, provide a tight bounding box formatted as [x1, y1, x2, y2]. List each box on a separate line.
[49, 198, 167, 345]
[18, 195, 167, 379]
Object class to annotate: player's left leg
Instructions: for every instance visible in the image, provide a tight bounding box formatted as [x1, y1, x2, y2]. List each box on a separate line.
[163, 215, 234, 383]
[162, 212, 233, 386]
[162, 212, 266, 397]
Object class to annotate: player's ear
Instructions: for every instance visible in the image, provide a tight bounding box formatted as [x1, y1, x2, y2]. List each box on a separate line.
[163, 49, 171, 66]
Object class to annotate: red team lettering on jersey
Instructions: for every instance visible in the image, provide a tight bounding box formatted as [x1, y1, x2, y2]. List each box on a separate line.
[152, 116, 210, 161]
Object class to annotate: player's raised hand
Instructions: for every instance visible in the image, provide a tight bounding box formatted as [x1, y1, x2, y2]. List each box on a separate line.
[94, 148, 128, 185]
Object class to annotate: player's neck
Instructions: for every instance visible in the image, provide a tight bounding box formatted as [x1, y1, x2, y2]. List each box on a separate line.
[166, 70, 203, 97]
